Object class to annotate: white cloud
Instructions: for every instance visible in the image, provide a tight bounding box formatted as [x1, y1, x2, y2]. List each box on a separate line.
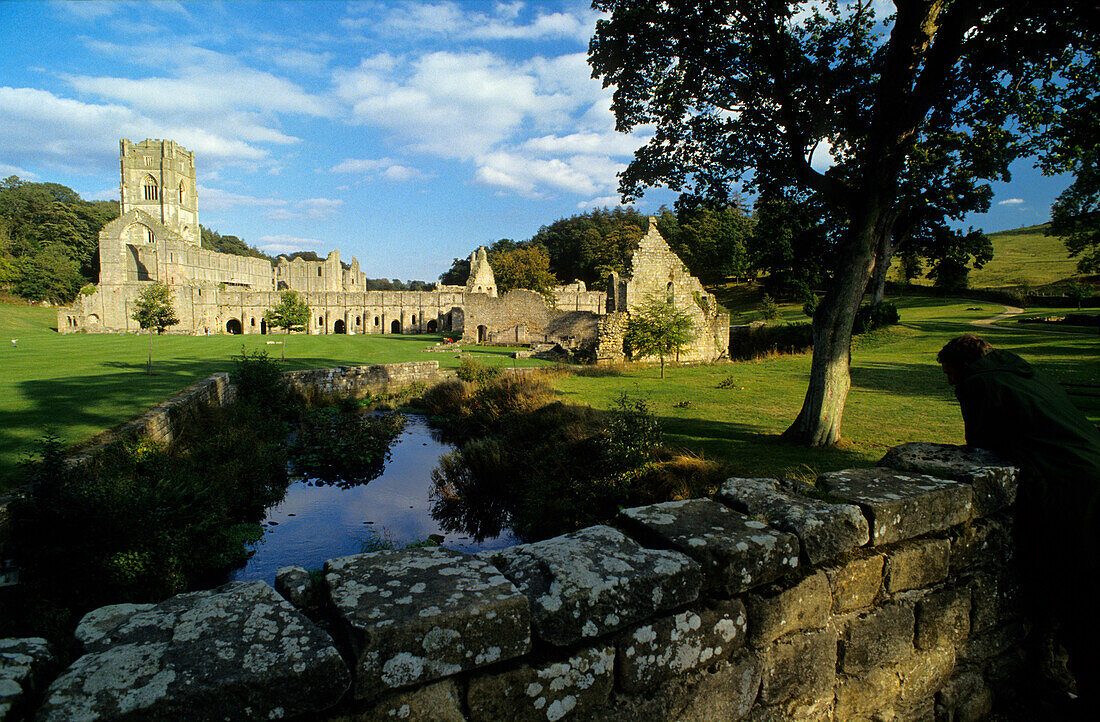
[0, 162, 37, 180]
[579, 195, 629, 209]
[267, 198, 343, 220]
[330, 157, 425, 181]
[256, 235, 327, 255]
[474, 151, 624, 198]
[353, 2, 597, 43]
[998, 198, 1025, 206]
[197, 185, 287, 212]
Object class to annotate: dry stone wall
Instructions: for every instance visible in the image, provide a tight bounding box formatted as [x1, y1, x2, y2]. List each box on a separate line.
[1, 442, 1033, 721]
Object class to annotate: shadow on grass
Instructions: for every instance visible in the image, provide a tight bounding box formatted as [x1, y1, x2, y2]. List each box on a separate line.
[656, 414, 874, 477]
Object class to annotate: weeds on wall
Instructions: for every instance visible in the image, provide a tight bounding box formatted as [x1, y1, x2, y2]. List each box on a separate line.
[422, 373, 725, 542]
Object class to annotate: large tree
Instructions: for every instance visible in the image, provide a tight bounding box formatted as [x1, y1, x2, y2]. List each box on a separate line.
[591, 0, 1095, 446]
[624, 295, 697, 379]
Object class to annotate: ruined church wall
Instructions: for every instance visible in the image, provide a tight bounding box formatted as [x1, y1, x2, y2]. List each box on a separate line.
[8, 441, 1030, 721]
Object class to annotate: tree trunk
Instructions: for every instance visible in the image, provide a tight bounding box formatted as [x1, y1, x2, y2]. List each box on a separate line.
[282, 329, 287, 361]
[146, 332, 153, 375]
[784, 207, 885, 446]
[869, 228, 893, 306]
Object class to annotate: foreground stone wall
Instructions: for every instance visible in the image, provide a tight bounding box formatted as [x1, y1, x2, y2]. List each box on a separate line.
[1, 443, 1031, 721]
[282, 361, 451, 398]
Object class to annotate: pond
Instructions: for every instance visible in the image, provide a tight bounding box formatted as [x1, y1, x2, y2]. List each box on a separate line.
[230, 414, 517, 584]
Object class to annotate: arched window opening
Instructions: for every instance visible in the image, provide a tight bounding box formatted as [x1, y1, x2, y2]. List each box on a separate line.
[178, 181, 185, 203]
[412, 314, 417, 325]
[356, 316, 361, 326]
[251, 318, 256, 326]
[318, 316, 324, 326]
[374, 316, 379, 326]
[317, 267, 322, 277]
[143, 175, 159, 201]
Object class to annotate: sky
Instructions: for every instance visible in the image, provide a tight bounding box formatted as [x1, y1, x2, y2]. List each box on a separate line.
[0, 1, 1074, 282]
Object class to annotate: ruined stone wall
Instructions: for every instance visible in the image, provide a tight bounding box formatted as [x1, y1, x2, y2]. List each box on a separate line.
[4, 443, 1032, 721]
[282, 361, 451, 397]
[461, 290, 603, 348]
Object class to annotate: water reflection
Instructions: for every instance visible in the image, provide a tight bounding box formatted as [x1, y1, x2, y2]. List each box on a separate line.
[231, 415, 516, 584]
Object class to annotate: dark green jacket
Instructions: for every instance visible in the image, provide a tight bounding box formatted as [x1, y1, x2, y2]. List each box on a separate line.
[955, 349, 1100, 583]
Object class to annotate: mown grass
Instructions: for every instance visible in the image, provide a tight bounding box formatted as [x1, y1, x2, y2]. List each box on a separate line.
[552, 296, 1100, 478]
[0, 302, 548, 490]
[970, 224, 1082, 289]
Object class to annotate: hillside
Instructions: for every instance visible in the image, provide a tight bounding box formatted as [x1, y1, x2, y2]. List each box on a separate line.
[967, 223, 1082, 289]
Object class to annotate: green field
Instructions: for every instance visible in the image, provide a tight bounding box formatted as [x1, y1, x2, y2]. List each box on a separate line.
[552, 297, 1100, 478]
[0, 303, 548, 490]
[970, 224, 1083, 289]
[3, 295, 1098, 492]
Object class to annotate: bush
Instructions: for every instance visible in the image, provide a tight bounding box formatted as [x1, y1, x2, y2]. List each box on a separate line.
[853, 301, 900, 334]
[759, 293, 781, 320]
[802, 293, 820, 319]
[456, 357, 501, 384]
[419, 379, 472, 416]
[232, 349, 287, 409]
[600, 394, 662, 475]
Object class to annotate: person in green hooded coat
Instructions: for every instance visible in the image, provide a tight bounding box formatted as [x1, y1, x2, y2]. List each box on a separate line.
[938, 334, 1100, 713]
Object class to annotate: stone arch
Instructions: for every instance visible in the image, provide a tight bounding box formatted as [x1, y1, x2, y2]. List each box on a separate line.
[122, 222, 155, 245]
[334, 319, 346, 334]
[477, 325, 488, 343]
[179, 180, 186, 203]
[87, 313, 100, 325]
[391, 319, 402, 334]
[226, 318, 242, 334]
[260, 319, 267, 335]
[143, 174, 159, 201]
[427, 319, 438, 333]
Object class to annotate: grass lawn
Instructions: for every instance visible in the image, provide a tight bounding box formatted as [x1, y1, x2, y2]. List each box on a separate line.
[970, 224, 1082, 289]
[551, 296, 1100, 479]
[0, 302, 548, 490]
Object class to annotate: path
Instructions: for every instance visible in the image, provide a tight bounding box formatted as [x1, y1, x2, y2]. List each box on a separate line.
[970, 305, 1024, 328]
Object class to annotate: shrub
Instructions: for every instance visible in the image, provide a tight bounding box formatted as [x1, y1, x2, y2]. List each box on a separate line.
[759, 293, 781, 320]
[853, 301, 900, 334]
[600, 394, 662, 475]
[232, 348, 287, 409]
[419, 379, 472, 416]
[802, 294, 820, 319]
[456, 356, 501, 384]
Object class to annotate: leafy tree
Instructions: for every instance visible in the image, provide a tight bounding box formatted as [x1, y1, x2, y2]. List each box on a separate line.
[624, 295, 697, 379]
[487, 241, 557, 295]
[200, 227, 273, 262]
[438, 257, 471, 286]
[657, 202, 754, 283]
[131, 282, 180, 374]
[15, 247, 85, 303]
[590, 0, 1095, 445]
[531, 207, 648, 287]
[264, 290, 310, 361]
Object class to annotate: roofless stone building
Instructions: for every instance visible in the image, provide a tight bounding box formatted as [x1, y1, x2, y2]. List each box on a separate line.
[57, 139, 728, 363]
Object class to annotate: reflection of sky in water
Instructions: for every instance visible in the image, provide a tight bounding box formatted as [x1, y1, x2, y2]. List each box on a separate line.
[231, 415, 516, 584]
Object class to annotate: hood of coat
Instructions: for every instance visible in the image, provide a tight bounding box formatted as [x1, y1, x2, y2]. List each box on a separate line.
[958, 348, 1036, 382]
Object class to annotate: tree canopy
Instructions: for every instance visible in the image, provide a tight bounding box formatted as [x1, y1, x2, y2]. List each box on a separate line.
[265, 290, 310, 361]
[624, 294, 697, 379]
[131, 282, 180, 373]
[591, 0, 1097, 445]
[0, 176, 118, 302]
[200, 227, 274, 262]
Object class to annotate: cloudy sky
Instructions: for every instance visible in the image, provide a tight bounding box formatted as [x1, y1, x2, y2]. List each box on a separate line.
[0, 1, 1071, 281]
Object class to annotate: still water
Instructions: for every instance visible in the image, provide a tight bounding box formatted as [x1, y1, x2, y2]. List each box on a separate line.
[231, 415, 517, 583]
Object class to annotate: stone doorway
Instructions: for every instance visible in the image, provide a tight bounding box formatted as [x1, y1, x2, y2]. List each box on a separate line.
[477, 325, 487, 343]
[260, 319, 267, 335]
[426, 319, 437, 333]
[334, 319, 346, 334]
[391, 319, 402, 334]
[226, 318, 243, 335]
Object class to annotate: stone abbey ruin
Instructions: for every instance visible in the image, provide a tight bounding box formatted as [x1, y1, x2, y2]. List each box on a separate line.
[58, 139, 729, 363]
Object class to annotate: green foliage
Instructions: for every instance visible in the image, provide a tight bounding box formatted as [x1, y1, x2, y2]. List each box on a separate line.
[456, 356, 502, 384]
[265, 290, 310, 360]
[759, 294, 781, 321]
[0, 177, 118, 299]
[132, 282, 179, 334]
[487, 242, 557, 296]
[200, 226, 274, 262]
[531, 207, 648, 287]
[79, 283, 96, 296]
[853, 302, 901, 335]
[5, 401, 289, 641]
[438, 257, 471, 286]
[728, 322, 814, 361]
[656, 203, 754, 283]
[624, 295, 697, 378]
[232, 349, 286, 408]
[802, 294, 820, 319]
[601, 394, 662, 474]
[287, 408, 405, 487]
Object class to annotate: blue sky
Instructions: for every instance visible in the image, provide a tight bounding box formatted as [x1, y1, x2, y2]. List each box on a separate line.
[0, 1, 1073, 282]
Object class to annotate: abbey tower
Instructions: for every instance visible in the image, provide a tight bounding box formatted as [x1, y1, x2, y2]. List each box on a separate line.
[119, 139, 200, 247]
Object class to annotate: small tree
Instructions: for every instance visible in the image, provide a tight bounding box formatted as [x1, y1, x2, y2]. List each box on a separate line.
[264, 290, 310, 361]
[624, 295, 696, 379]
[131, 282, 179, 374]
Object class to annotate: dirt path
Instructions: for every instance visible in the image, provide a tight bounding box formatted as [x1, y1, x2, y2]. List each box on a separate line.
[970, 305, 1024, 328]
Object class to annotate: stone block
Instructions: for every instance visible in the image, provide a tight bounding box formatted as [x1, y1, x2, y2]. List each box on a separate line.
[323, 547, 530, 699]
[879, 442, 1018, 517]
[833, 668, 901, 721]
[960, 622, 1028, 665]
[757, 628, 836, 706]
[935, 671, 992, 722]
[894, 645, 956, 716]
[950, 519, 1011, 572]
[817, 468, 973, 545]
[840, 602, 915, 674]
[466, 645, 614, 722]
[328, 680, 465, 722]
[483, 525, 701, 646]
[618, 499, 797, 596]
[884, 538, 950, 593]
[674, 652, 762, 722]
[969, 572, 1024, 634]
[274, 565, 315, 611]
[615, 600, 747, 692]
[73, 603, 155, 649]
[916, 587, 971, 651]
[744, 571, 830, 646]
[37, 581, 349, 721]
[0, 637, 55, 722]
[718, 477, 869, 564]
[824, 554, 884, 613]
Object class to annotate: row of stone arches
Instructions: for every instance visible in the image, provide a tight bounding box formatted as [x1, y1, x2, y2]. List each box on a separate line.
[222, 316, 443, 335]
